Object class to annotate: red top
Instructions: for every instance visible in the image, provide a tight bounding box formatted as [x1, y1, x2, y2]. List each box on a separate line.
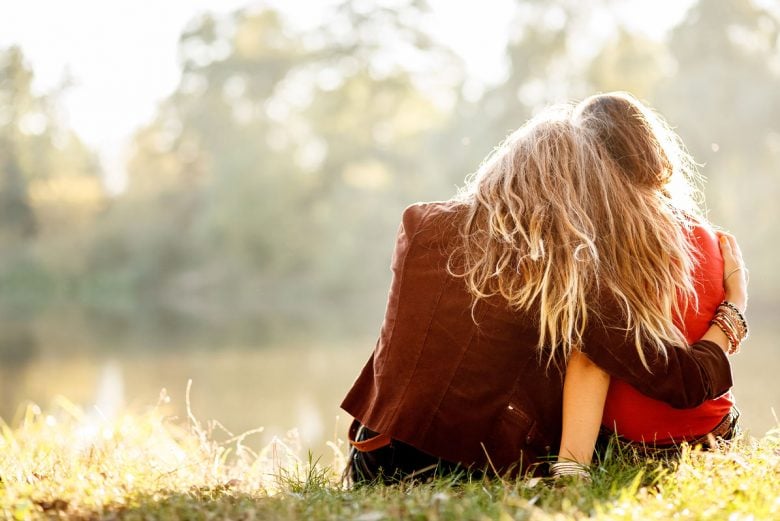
[601, 223, 734, 443]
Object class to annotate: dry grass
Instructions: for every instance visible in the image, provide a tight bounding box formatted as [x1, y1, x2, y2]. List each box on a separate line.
[1, 387, 778, 520]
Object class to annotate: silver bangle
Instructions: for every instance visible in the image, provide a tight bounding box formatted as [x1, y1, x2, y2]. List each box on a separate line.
[550, 461, 591, 480]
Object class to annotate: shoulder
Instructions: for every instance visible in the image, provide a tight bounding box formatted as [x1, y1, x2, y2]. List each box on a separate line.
[685, 218, 722, 262]
[401, 200, 467, 235]
[401, 199, 466, 221]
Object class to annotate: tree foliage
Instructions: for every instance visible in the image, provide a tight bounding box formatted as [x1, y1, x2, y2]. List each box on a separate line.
[0, 46, 103, 285]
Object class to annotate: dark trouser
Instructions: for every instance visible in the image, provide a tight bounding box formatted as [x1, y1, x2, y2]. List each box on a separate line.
[346, 420, 466, 485]
[595, 407, 741, 460]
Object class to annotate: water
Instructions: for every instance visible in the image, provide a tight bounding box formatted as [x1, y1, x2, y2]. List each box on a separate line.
[1, 304, 777, 459]
[0, 304, 371, 457]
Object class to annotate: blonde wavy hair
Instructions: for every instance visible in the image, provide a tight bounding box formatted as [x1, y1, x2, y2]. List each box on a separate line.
[450, 92, 704, 368]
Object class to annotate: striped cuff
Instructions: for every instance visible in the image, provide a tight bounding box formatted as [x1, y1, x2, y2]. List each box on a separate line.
[550, 461, 591, 480]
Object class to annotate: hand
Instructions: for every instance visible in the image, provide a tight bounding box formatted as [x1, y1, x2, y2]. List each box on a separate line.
[718, 231, 748, 313]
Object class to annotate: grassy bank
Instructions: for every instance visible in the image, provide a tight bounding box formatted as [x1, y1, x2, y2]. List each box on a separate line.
[1, 394, 778, 520]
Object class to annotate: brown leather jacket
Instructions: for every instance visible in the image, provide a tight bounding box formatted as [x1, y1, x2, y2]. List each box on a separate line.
[341, 201, 732, 474]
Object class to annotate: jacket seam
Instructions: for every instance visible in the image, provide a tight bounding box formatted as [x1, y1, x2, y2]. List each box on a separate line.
[382, 203, 436, 425]
[386, 270, 450, 430]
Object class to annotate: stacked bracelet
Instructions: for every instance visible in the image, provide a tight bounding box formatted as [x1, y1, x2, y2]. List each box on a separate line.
[711, 301, 749, 355]
[550, 461, 591, 481]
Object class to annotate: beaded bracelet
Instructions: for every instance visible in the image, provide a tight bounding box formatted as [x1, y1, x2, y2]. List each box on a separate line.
[719, 301, 749, 336]
[711, 301, 749, 355]
[711, 315, 740, 355]
[717, 303, 748, 343]
[712, 314, 741, 355]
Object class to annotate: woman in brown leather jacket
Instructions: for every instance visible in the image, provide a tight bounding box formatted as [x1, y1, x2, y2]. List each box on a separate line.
[341, 98, 748, 483]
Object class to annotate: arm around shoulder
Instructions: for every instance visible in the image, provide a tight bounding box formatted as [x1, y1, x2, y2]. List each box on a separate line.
[580, 304, 733, 410]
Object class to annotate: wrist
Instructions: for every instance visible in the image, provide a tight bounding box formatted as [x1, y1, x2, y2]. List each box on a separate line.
[709, 301, 749, 355]
[724, 293, 747, 313]
[550, 461, 591, 481]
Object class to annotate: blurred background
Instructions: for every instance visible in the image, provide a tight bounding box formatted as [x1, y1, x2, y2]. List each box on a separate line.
[0, 0, 778, 455]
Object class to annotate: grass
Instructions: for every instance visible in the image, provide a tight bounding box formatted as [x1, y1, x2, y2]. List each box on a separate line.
[1, 390, 778, 520]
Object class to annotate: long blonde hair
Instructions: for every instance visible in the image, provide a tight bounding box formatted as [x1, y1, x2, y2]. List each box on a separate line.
[450, 93, 703, 368]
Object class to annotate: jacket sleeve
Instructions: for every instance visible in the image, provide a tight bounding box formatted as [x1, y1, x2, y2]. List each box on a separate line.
[579, 296, 733, 409]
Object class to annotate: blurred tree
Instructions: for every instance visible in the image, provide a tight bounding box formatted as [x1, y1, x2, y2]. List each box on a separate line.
[0, 46, 104, 279]
[293, 1, 463, 303]
[118, 1, 463, 332]
[587, 29, 670, 100]
[657, 0, 780, 301]
[0, 47, 39, 244]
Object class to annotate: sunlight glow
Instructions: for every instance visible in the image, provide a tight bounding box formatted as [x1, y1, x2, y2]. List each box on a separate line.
[1, 0, 689, 193]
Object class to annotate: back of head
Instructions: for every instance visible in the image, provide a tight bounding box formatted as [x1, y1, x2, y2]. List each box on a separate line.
[571, 92, 704, 365]
[452, 105, 602, 366]
[573, 91, 701, 213]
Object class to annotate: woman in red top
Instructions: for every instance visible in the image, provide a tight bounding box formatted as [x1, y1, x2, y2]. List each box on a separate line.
[601, 223, 734, 444]
[555, 93, 746, 475]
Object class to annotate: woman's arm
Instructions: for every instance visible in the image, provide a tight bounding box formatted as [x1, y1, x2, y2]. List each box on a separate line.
[703, 232, 748, 334]
[553, 233, 747, 475]
[558, 350, 610, 465]
[555, 233, 747, 471]
[580, 232, 748, 409]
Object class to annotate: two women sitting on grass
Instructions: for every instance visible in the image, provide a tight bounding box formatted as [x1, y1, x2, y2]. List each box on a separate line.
[341, 92, 748, 483]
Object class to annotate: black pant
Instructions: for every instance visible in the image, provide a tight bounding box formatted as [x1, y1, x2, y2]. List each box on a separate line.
[347, 422, 467, 485]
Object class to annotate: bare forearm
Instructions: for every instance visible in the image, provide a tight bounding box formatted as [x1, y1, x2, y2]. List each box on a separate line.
[558, 350, 611, 464]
